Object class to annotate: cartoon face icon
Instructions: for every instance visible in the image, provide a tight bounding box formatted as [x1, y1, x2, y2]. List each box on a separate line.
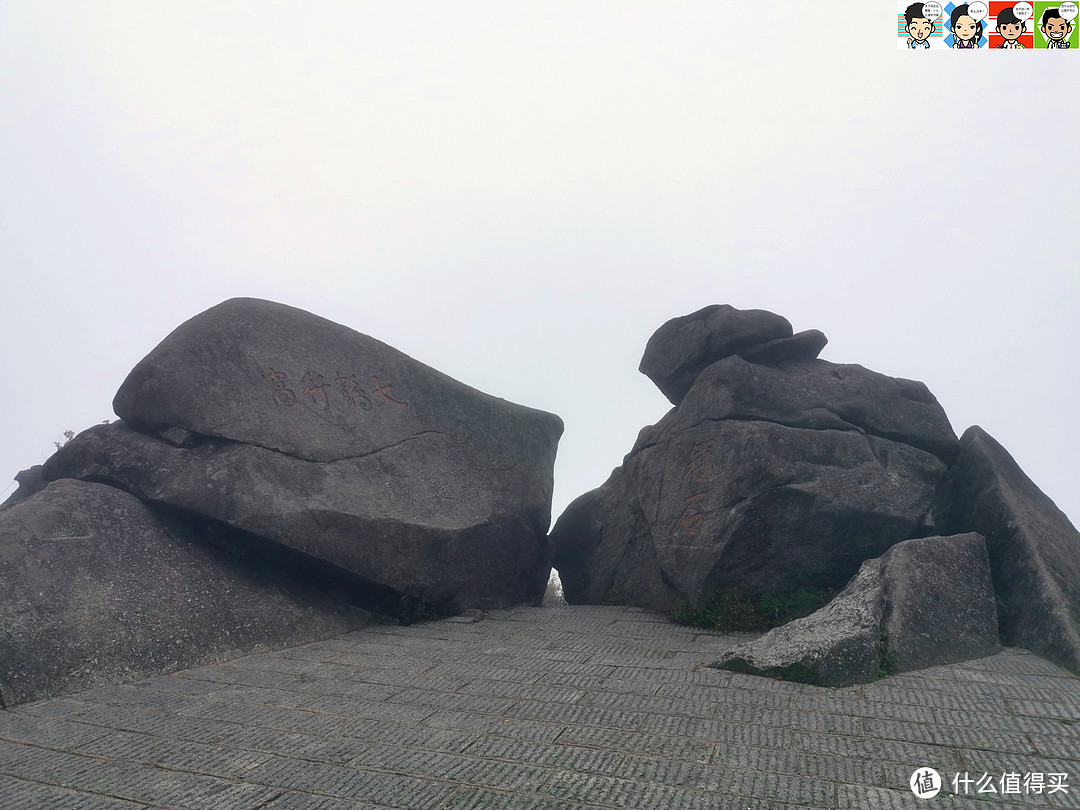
[999, 20, 1025, 40]
[908, 16, 935, 41]
[954, 14, 979, 40]
[1042, 15, 1071, 39]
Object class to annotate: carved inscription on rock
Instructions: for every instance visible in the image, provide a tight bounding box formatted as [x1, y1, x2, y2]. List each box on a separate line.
[261, 369, 407, 416]
[670, 439, 718, 539]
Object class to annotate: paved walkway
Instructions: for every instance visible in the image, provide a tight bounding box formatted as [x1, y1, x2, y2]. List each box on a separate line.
[1, 605, 1078, 809]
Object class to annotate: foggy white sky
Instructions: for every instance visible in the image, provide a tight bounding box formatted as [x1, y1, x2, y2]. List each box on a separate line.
[2, 2, 1078, 530]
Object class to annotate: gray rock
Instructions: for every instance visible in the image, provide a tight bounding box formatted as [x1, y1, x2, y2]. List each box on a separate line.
[44, 418, 552, 612]
[672, 355, 959, 463]
[48, 298, 563, 613]
[713, 534, 1000, 686]
[0, 479, 367, 706]
[553, 336, 957, 613]
[1, 466, 46, 509]
[881, 534, 1000, 673]
[552, 418, 945, 613]
[738, 329, 828, 366]
[113, 297, 563, 466]
[716, 555, 885, 687]
[934, 426, 1080, 674]
[638, 304, 793, 405]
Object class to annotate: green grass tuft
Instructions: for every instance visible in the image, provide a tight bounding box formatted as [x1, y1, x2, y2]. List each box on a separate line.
[669, 583, 837, 633]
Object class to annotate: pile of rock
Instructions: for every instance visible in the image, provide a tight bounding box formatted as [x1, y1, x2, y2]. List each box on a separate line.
[1, 298, 562, 705]
[551, 304, 1080, 684]
[6, 298, 1075, 701]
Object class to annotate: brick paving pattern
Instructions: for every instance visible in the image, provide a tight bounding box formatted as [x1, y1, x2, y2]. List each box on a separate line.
[1, 605, 1078, 808]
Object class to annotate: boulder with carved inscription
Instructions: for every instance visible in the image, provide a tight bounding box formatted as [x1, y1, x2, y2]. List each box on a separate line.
[45, 298, 563, 612]
[551, 306, 958, 614]
[0, 479, 367, 707]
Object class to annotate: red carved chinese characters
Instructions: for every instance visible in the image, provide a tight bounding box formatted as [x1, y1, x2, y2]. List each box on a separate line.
[683, 439, 717, 483]
[372, 376, 407, 408]
[300, 372, 331, 411]
[670, 492, 707, 536]
[335, 374, 373, 410]
[262, 368, 404, 415]
[670, 438, 721, 538]
[263, 369, 298, 407]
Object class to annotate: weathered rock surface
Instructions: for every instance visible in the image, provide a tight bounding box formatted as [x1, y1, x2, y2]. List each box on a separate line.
[715, 555, 885, 687]
[45, 298, 563, 612]
[1, 465, 46, 509]
[113, 297, 562, 465]
[553, 418, 945, 613]
[713, 534, 1000, 686]
[552, 329, 957, 613]
[738, 329, 828, 366]
[44, 421, 550, 611]
[0, 479, 367, 707]
[677, 355, 959, 463]
[638, 304, 793, 405]
[934, 426, 1080, 673]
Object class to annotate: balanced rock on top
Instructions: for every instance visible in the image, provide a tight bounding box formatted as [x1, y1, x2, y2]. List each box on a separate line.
[552, 305, 958, 615]
[638, 304, 828, 405]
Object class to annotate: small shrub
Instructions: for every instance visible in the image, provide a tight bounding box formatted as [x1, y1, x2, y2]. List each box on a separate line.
[670, 582, 837, 633]
[877, 637, 898, 679]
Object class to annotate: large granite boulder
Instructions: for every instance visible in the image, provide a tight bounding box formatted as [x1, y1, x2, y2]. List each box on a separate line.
[713, 534, 1000, 686]
[638, 304, 795, 405]
[552, 311, 958, 613]
[0, 479, 366, 707]
[934, 426, 1080, 673]
[44, 298, 563, 613]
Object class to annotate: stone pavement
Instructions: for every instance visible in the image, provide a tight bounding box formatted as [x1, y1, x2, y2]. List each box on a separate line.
[1, 605, 1078, 809]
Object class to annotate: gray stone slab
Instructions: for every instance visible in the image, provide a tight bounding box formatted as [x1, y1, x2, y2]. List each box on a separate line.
[421, 710, 566, 741]
[0, 774, 148, 810]
[503, 700, 647, 731]
[2, 605, 1079, 809]
[264, 793, 398, 810]
[260, 760, 456, 807]
[298, 694, 439, 725]
[71, 728, 274, 779]
[457, 680, 586, 705]
[0, 712, 112, 750]
[214, 724, 375, 764]
[437, 784, 599, 810]
[383, 687, 517, 715]
[552, 724, 715, 763]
